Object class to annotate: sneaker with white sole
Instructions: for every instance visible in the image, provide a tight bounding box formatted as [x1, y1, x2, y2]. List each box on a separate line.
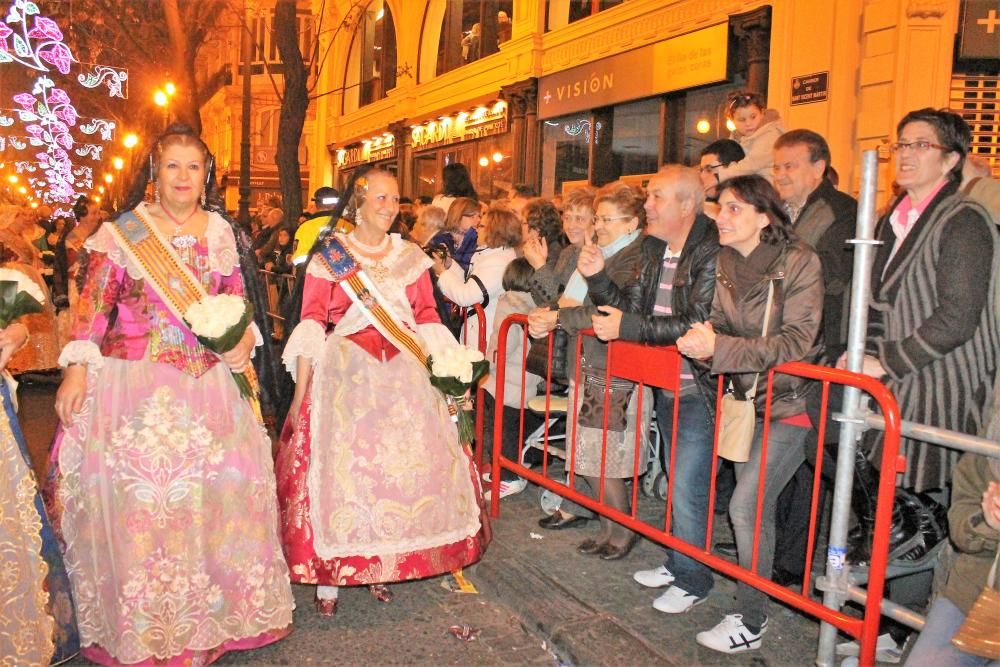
[696, 614, 768, 654]
[652, 585, 706, 614]
[484, 478, 527, 501]
[632, 565, 675, 589]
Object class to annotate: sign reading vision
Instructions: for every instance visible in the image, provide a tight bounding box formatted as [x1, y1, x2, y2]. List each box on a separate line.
[537, 22, 729, 120]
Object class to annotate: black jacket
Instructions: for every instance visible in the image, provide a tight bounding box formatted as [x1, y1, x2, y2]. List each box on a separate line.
[792, 179, 856, 355]
[586, 216, 720, 411]
[587, 214, 720, 346]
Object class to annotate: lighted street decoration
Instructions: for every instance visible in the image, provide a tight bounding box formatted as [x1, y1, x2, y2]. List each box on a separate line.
[77, 64, 129, 99]
[74, 143, 104, 160]
[79, 117, 116, 141]
[0, 0, 73, 74]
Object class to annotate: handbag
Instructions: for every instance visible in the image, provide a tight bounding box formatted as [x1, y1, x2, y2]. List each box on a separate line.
[526, 323, 569, 385]
[577, 365, 636, 432]
[951, 548, 1000, 659]
[716, 280, 774, 463]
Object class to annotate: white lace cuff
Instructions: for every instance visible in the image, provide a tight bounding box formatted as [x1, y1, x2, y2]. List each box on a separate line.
[58, 340, 104, 369]
[418, 322, 459, 360]
[282, 319, 326, 381]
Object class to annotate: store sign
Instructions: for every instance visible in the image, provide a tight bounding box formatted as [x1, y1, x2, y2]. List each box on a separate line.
[790, 72, 829, 106]
[336, 134, 396, 169]
[538, 23, 729, 120]
[959, 0, 1000, 59]
[411, 102, 509, 151]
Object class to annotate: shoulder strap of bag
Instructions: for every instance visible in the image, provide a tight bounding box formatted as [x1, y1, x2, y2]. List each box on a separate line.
[469, 274, 490, 309]
[745, 279, 775, 401]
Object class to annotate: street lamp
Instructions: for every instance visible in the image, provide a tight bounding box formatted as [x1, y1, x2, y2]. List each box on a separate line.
[104, 174, 113, 184]
[112, 157, 124, 170]
[153, 83, 176, 128]
[123, 133, 139, 149]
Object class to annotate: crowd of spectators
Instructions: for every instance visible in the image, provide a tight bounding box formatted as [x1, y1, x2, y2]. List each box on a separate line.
[4, 90, 999, 664]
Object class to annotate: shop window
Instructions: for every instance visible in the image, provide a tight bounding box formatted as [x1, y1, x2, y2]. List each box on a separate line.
[471, 135, 513, 200]
[541, 114, 593, 196]
[434, 0, 514, 77]
[358, 0, 397, 107]
[547, 0, 625, 31]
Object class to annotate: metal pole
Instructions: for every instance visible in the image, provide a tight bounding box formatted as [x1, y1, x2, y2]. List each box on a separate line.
[846, 584, 926, 632]
[237, 0, 253, 228]
[816, 150, 881, 666]
[865, 414, 1000, 459]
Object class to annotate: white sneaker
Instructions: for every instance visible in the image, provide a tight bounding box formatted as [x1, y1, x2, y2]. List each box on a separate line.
[632, 565, 675, 589]
[652, 585, 706, 614]
[835, 633, 902, 662]
[484, 478, 527, 501]
[696, 614, 768, 654]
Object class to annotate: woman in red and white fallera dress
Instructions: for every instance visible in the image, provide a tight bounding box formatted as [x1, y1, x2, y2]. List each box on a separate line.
[275, 168, 489, 615]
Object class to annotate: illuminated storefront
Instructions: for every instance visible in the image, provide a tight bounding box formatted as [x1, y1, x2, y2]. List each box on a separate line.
[409, 100, 512, 200]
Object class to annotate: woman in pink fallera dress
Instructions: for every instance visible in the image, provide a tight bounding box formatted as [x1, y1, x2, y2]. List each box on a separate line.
[48, 125, 293, 665]
[276, 167, 489, 616]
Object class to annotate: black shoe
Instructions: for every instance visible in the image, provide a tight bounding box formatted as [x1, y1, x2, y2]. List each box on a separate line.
[598, 534, 640, 561]
[538, 512, 588, 530]
[714, 541, 737, 558]
[577, 538, 606, 555]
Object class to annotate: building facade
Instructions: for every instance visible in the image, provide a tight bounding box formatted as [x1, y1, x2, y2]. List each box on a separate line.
[197, 0, 316, 214]
[306, 0, 998, 202]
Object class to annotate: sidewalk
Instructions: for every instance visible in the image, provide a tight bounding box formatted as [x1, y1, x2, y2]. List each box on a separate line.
[472, 476, 834, 666]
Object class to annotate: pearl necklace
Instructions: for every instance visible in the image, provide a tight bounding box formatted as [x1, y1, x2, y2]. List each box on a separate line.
[160, 204, 200, 249]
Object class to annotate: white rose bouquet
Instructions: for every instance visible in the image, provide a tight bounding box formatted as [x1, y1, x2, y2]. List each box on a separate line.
[183, 294, 256, 402]
[0, 267, 45, 328]
[428, 345, 489, 445]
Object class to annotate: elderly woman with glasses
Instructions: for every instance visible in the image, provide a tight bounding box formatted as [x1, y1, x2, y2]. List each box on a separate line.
[528, 181, 648, 559]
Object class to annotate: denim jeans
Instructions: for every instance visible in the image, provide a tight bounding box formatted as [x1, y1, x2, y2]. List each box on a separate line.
[654, 389, 716, 597]
[730, 420, 809, 628]
[905, 597, 1000, 667]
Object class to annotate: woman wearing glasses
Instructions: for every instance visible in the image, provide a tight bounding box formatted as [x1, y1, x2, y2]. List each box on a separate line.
[836, 109, 999, 659]
[842, 108, 999, 494]
[527, 182, 648, 558]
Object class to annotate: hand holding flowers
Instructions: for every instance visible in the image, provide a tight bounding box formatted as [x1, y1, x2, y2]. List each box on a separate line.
[428, 345, 489, 445]
[184, 294, 257, 402]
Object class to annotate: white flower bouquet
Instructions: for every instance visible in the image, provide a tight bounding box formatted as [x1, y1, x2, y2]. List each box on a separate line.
[428, 345, 489, 444]
[0, 267, 45, 328]
[184, 294, 256, 402]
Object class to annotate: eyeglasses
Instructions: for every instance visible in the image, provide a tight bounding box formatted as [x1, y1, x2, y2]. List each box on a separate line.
[890, 140, 947, 154]
[594, 215, 632, 225]
[698, 163, 723, 174]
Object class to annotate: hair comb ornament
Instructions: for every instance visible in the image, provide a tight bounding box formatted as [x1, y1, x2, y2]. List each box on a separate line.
[355, 176, 369, 193]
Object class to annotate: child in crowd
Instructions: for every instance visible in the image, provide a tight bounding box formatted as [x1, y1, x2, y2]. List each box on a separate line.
[481, 258, 543, 500]
[716, 91, 785, 182]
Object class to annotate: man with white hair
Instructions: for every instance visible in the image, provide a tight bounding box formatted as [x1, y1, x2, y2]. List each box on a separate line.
[587, 164, 721, 614]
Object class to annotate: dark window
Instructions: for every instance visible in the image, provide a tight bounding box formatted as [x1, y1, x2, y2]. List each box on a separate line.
[359, 1, 397, 107]
[568, 0, 625, 24]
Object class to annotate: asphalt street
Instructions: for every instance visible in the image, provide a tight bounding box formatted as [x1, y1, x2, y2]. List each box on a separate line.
[20, 378, 856, 666]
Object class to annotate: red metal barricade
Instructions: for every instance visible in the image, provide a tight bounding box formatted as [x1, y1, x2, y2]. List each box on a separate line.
[488, 314, 902, 667]
[458, 303, 488, 469]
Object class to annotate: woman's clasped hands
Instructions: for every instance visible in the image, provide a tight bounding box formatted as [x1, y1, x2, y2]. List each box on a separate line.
[676, 321, 716, 360]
